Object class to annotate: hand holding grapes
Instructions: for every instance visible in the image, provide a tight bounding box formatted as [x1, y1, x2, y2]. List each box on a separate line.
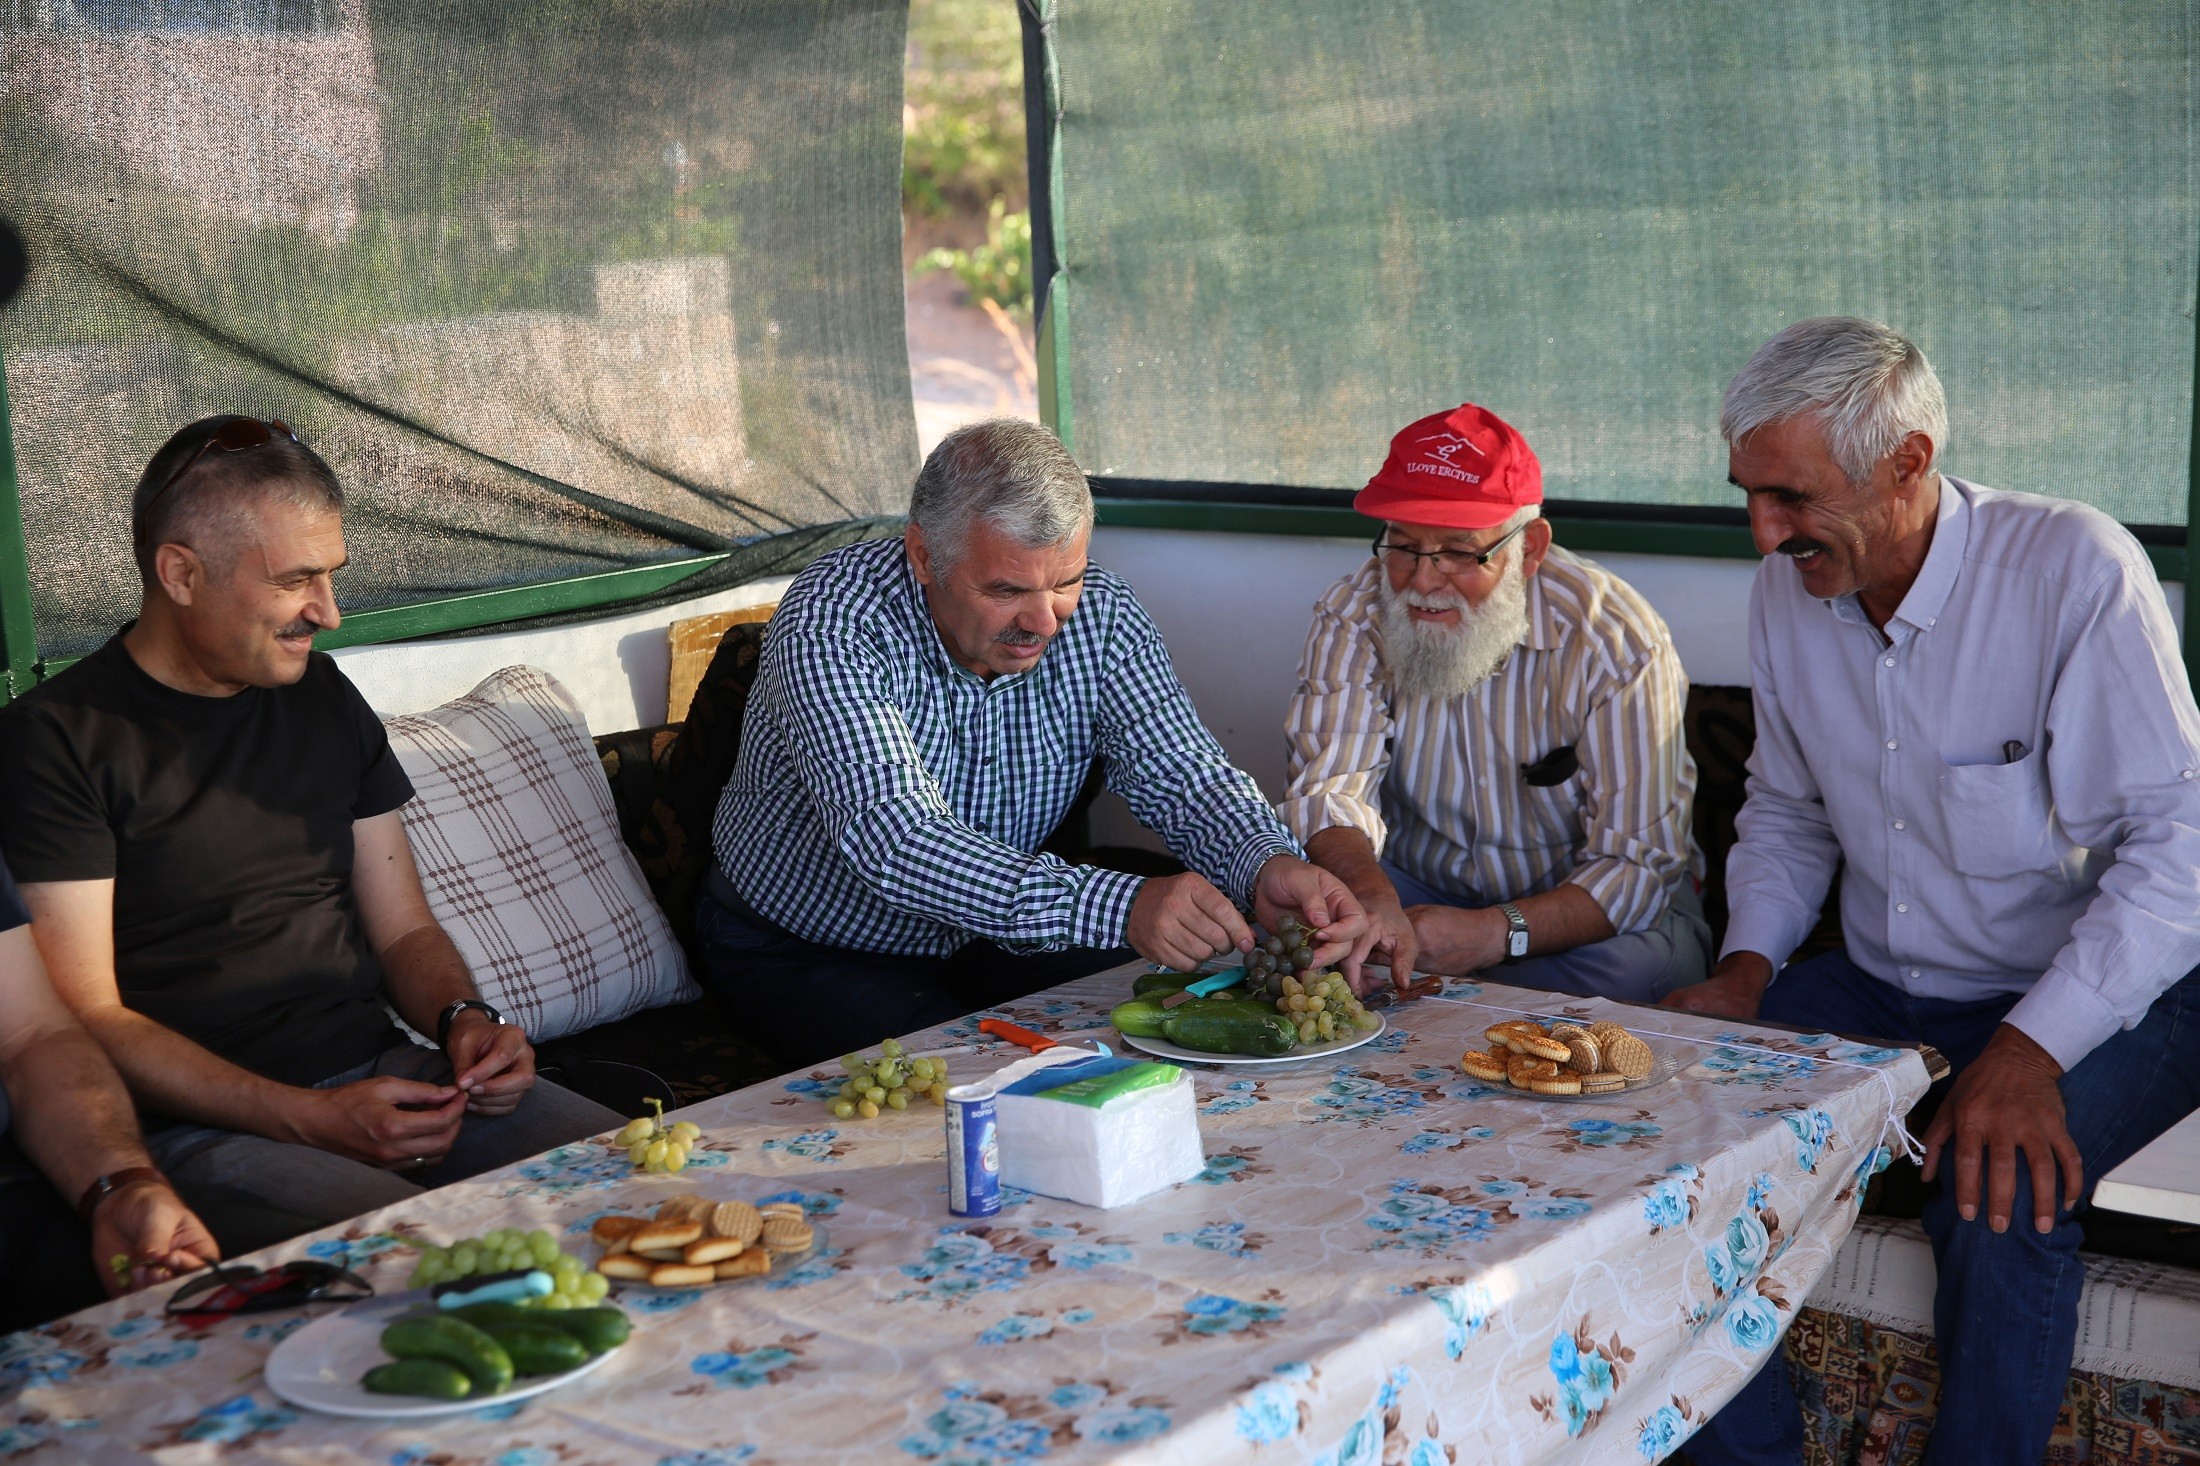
[93, 1177, 216, 1297]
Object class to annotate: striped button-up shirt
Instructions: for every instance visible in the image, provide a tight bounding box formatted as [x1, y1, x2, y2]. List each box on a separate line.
[1725, 478, 2200, 1072]
[713, 537, 1300, 957]
[1279, 548, 1698, 933]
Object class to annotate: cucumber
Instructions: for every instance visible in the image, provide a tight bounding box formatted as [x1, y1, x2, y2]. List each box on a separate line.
[452, 1301, 629, 1357]
[381, 1315, 514, 1395]
[1131, 972, 1194, 997]
[1109, 997, 1173, 1037]
[362, 1358, 473, 1399]
[1162, 1006, 1296, 1057]
[475, 1321, 589, 1377]
[550, 1307, 631, 1356]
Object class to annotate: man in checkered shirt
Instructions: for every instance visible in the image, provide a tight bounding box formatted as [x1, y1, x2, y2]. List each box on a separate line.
[703, 419, 1368, 1066]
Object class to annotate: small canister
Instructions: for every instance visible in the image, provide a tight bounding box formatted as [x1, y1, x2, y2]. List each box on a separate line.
[944, 1083, 1001, 1217]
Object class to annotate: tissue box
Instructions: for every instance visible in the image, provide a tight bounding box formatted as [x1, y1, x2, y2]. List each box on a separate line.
[994, 1057, 1204, 1209]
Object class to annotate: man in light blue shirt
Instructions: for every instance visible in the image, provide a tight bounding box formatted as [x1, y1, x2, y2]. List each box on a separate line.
[1674, 318, 2200, 1465]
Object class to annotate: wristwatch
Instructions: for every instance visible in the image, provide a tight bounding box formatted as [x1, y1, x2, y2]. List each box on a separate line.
[1498, 902, 1531, 961]
[78, 1165, 167, 1224]
[436, 999, 504, 1049]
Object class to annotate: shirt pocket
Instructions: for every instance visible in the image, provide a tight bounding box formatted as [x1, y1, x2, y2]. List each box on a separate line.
[1937, 751, 2056, 879]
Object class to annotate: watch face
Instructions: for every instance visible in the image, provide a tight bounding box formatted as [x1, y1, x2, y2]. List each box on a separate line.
[1509, 931, 1530, 957]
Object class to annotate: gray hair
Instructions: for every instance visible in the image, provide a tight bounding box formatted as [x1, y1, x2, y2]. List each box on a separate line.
[1720, 318, 1948, 485]
[909, 418, 1093, 567]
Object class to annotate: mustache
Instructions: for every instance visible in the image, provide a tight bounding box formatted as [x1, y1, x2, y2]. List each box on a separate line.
[1777, 537, 1828, 559]
[994, 628, 1049, 648]
[276, 618, 326, 640]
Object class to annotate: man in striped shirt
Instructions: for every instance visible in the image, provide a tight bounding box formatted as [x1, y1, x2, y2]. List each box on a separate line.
[1280, 403, 1707, 1001]
[703, 419, 1367, 1067]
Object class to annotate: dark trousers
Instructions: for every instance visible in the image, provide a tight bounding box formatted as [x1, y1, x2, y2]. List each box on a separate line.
[694, 887, 1136, 1071]
[1687, 950, 2200, 1466]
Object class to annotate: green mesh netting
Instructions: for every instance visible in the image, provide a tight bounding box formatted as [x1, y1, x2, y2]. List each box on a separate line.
[1040, 1, 2197, 523]
[0, 0, 915, 662]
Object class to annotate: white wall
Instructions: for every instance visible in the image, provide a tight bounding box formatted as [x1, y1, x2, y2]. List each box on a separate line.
[334, 575, 793, 731]
[1085, 525, 2186, 849]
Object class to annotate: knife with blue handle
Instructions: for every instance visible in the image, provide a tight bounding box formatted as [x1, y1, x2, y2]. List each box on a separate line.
[348, 1268, 555, 1319]
[1158, 967, 1247, 1008]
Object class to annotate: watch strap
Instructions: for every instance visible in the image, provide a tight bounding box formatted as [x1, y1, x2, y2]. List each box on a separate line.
[1499, 902, 1530, 960]
[436, 999, 503, 1049]
[78, 1165, 167, 1224]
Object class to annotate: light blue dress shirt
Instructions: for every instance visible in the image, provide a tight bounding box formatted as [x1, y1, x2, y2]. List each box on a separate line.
[1722, 477, 2200, 1072]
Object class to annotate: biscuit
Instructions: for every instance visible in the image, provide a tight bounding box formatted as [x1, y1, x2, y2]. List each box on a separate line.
[604, 1234, 632, 1256]
[1549, 1022, 1592, 1040]
[1528, 1072, 1583, 1095]
[633, 1245, 687, 1262]
[1483, 1021, 1527, 1051]
[709, 1201, 763, 1244]
[757, 1202, 804, 1222]
[590, 1214, 647, 1246]
[684, 1236, 746, 1266]
[629, 1219, 703, 1253]
[596, 1254, 652, 1281]
[1507, 1053, 1560, 1088]
[1511, 1029, 1572, 1064]
[715, 1251, 771, 1280]
[1580, 1072, 1629, 1093]
[1602, 1032, 1655, 1081]
[760, 1216, 813, 1253]
[1587, 1021, 1631, 1049]
[647, 1263, 716, 1288]
[654, 1194, 709, 1224]
[1459, 1048, 1511, 1083]
[1559, 1031, 1601, 1073]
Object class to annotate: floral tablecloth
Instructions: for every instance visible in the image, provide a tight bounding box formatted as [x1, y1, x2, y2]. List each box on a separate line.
[0, 969, 1929, 1466]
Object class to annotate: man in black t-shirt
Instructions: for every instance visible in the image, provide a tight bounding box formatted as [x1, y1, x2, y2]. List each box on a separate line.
[0, 417, 621, 1243]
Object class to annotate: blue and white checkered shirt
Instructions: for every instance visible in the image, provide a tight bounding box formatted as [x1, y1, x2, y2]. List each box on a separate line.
[712, 537, 1300, 957]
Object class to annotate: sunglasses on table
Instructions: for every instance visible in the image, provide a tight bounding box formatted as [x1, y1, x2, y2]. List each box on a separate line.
[164, 1259, 373, 1319]
[140, 417, 301, 517]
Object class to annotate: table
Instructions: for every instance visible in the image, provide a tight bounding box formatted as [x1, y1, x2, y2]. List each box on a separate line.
[0, 968, 1930, 1465]
[2095, 1107, 2200, 1225]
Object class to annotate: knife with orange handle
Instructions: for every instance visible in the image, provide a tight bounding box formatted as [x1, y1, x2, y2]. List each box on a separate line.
[977, 1018, 1114, 1058]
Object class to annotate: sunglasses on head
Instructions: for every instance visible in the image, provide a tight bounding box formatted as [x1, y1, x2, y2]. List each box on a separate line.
[140, 417, 300, 518]
[164, 1259, 372, 1319]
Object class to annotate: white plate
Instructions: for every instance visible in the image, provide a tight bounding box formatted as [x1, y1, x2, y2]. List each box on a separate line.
[264, 1302, 617, 1419]
[1121, 1011, 1387, 1067]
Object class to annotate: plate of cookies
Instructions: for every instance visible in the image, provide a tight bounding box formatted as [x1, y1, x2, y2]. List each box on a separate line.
[590, 1193, 821, 1290]
[1461, 1018, 1680, 1102]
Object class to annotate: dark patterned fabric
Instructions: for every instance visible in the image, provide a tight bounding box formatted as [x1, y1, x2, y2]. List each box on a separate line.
[1764, 1307, 2200, 1465]
[1685, 684, 1844, 958]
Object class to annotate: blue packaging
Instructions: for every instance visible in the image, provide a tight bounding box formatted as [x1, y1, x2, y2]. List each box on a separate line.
[944, 1084, 1000, 1217]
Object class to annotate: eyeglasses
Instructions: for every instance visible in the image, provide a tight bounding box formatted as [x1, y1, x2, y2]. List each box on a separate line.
[140, 417, 300, 519]
[164, 1259, 372, 1319]
[1371, 520, 1528, 577]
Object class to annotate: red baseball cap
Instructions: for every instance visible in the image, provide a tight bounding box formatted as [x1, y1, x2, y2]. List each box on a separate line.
[1354, 403, 1542, 530]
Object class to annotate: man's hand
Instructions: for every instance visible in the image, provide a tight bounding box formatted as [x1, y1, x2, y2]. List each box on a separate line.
[292, 1075, 468, 1170]
[445, 1012, 535, 1117]
[1127, 872, 1254, 971]
[1405, 904, 1504, 976]
[1352, 891, 1419, 997]
[1662, 951, 1775, 1019]
[1922, 1024, 2081, 1235]
[91, 1179, 218, 1296]
[1252, 855, 1367, 973]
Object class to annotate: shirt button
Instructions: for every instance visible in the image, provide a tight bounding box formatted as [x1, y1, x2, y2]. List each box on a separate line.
[1907, 967, 1921, 978]
[1896, 903, 1909, 913]
[2184, 770, 2196, 781]
[1885, 740, 1898, 751]
[1893, 820, 1905, 831]
[1883, 656, 1896, 667]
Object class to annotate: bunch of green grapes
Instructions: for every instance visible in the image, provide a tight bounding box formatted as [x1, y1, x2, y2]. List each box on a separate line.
[824, 1038, 951, 1119]
[613, 1096, 703, 1172]
[409, 1228, 610, 1308]
[1245, 917, 1382, 1046]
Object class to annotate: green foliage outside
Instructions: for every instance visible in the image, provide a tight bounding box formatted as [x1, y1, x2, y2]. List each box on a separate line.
[904, 0, 1031, 316]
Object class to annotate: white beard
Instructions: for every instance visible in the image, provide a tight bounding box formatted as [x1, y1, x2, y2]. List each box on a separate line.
[1377, 553, 1530, 700]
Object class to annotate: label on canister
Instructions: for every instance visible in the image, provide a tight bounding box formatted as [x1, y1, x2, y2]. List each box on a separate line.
[944, 1084, 1001, 1217]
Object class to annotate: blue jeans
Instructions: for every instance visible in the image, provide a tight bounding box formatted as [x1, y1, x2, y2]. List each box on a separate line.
[1686, 950, 2200, 1465]
[1381, 861, 1711, 1002]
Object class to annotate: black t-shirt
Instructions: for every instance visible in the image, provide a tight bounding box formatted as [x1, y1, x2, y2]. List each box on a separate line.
[0, 851, 25, 934]
[0, 636, 415, 1086]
